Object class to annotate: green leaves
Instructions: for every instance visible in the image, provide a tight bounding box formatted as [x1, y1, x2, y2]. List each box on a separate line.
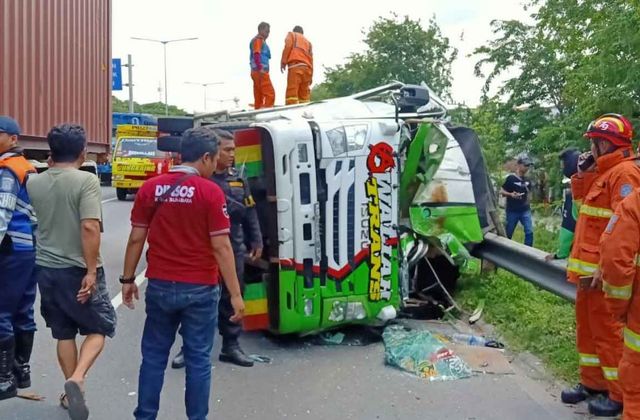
[312, 14, 457, 100]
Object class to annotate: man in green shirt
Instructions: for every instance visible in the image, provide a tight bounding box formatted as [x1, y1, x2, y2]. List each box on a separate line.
[27, 124, 116, 420]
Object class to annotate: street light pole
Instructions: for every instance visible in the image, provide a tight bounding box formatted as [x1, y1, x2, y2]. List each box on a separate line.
[131, 36, 198, 115]
[184, 82, 224, 112]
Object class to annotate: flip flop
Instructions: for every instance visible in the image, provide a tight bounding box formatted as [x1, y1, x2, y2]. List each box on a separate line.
[59, 393, 69, 410]
[64, 380, 89, 420]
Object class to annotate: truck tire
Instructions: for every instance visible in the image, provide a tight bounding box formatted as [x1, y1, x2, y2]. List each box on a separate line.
[116, 188, 128, 201]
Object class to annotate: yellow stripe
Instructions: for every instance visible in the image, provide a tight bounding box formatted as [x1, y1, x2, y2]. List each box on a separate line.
[567, 258, 598, 276]
[236, 144, 262, 164]
[245, 298, 268, 316]
[624, 327, 640, 353]
[603, 281, 632, 300]
[602, 366, 619, 381]
[579, 204, 613, 219]
[579, 353, 601, 367]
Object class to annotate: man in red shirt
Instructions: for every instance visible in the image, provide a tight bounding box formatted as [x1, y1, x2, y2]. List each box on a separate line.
[120, 127, 244, 420]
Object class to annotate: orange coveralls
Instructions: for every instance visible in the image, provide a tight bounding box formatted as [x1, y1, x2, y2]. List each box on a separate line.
[250, 36, 275, 109]
[600, 189, 640, 419]
[280, 32, 313, 105]
[568, 148, 640, 403]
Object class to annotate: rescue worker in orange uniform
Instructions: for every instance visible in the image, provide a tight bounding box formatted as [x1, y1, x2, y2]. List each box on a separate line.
[250, 22, 275, 109]
[600, 186, 640, 420]
[280, 26, 313, 105]
[561, 114, 640, 417]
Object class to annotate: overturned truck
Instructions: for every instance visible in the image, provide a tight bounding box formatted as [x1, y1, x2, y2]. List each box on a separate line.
[158, 82, 570, 335]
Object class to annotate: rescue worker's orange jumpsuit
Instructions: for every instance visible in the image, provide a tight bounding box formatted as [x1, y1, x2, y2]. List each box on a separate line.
[250, 35, 275, 109]
[568, 147, 640, 404]
[281, 32, 313, 105]
[600, 189, 640, 419]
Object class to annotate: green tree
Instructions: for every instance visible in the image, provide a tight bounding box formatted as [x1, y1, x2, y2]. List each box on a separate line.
[472, 0, 640, 181]
[111, 96, 188, 116]
[312, 14, 457, 100]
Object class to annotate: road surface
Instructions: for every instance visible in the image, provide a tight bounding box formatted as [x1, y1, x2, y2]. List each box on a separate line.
[0, 187, 584, 420]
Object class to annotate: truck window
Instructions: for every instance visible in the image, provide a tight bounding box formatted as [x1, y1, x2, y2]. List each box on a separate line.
[115, 138, 164, 158]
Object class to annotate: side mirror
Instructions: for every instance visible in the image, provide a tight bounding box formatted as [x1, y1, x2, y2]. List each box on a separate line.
[157, 135, 182, 153]
[397, 85, 430, 112]
[158, 117, 194, 135]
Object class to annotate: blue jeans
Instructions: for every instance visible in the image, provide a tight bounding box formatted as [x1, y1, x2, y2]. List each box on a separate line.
[0, 252, 36, 338]
[505, 209, 534, 246]
[135, 280, 220, 420]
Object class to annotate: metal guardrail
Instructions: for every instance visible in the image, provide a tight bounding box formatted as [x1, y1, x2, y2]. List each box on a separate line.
[471, 233, 576, 302]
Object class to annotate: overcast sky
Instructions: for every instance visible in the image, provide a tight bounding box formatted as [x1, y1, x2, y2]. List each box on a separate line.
[112, 0, 530, 113]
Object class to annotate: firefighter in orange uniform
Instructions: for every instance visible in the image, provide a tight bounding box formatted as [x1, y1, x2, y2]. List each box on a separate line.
[562, 114, 640, 417]
[600, 189, 640, 420]
[280, 26, 313, 105]
[250, 22, 275, 109]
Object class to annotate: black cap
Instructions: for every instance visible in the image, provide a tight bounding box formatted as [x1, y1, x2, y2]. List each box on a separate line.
[517, 156, 532, 166]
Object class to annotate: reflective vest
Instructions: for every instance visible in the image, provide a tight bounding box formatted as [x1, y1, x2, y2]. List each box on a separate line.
[281, 32, 313, 68]
[567, 148, 640, 283]
[249, 35, 271, 72]
[0, 154, 36, 252]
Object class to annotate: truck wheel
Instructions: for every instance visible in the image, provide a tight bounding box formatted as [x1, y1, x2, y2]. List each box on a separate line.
[116, 188, 128, 201]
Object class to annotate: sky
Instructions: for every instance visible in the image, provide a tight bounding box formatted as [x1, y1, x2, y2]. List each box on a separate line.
[112, 0, 531, 114]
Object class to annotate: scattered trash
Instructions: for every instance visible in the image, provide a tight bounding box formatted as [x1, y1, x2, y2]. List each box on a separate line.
[382, 325, 472, 381]
[248, 354, 272, 363]
[16, 392, 45, 401]
[449, 345, 513, 375]
[319, 332, 345, 345]
[310, 326, 383, 346]
[451, 333, 504, 349]
[377, 305, 397, 321]
[128, 392, 137, 397]
[468, 299, 485, 324]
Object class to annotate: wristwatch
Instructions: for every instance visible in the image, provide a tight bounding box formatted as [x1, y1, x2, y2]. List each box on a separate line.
[119, 275, 136, 284]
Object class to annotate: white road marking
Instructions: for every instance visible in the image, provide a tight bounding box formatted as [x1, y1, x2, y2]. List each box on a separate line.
[101, 197, 118, 204]
[110, 271, 147, 309]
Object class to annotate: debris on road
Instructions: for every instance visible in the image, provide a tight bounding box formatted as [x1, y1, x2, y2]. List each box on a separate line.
[16, 392, 45, 402]
[248, 354, 272, 364]
[468, 299, 485, 324]
[382, 325, 472, 381]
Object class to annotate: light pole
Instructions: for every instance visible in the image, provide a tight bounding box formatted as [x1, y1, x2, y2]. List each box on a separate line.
[131, 36, 198, 115]
[184, 81, 224, 112]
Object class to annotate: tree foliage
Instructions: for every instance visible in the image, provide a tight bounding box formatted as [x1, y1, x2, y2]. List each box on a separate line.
[112, 96, 188, 116]
[471, 0, 640, 187]
[312, 14, 457, 100]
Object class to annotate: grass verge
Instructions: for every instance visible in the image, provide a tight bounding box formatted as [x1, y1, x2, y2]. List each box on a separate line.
[456, 221, 578, 383]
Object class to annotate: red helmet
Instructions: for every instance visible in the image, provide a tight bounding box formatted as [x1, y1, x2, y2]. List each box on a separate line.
[584, 113, 634, 147]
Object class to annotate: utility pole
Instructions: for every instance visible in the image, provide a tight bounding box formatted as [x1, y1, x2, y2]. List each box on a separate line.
[123, 54, 134, 113]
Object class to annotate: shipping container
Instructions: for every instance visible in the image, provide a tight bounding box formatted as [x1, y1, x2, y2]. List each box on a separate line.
[0, 0, 112, 156]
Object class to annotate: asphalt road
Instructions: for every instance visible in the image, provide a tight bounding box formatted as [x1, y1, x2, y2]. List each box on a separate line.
[0, 186, 585, 420]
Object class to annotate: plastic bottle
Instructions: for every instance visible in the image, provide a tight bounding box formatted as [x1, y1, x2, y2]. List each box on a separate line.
[452, 333, 488, 347]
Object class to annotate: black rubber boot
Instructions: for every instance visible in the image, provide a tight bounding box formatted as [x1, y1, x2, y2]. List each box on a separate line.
[219, 342, 254, 367]
[0, 336, 17, 401]
[171, 349, 185, 369]
[561, 383, 607, 404]
[588, 396, 623, 417]
[13, 331, 34, 389]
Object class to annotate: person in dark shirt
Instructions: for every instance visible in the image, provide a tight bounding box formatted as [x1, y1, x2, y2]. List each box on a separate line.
[501, 156, 534, 246]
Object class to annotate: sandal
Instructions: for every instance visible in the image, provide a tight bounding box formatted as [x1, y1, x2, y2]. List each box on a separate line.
[59, 393, 69, 410]
[64, 380, 89, 420]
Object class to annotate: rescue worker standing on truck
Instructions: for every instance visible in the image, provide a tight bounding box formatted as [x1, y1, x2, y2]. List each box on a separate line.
[562, 114, 640, 417]
[0, 116, 37, 400]
[173, 129, 262, 368]
[281, 26, 313, 105]
[600, 186, 640, 420]
[250, 22, 275, 110]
